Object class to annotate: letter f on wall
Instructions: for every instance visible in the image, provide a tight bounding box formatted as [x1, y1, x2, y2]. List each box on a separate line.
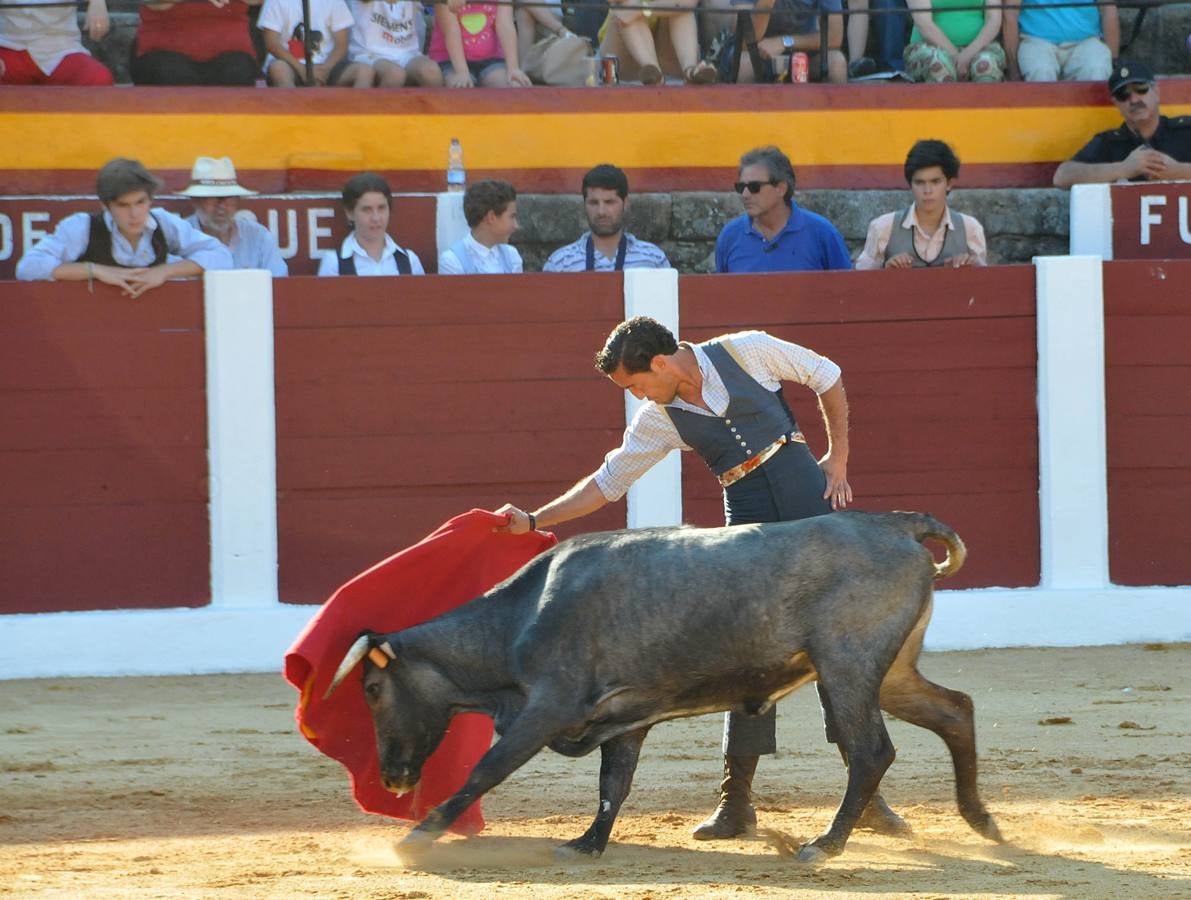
[1140, 195, 1166, 246]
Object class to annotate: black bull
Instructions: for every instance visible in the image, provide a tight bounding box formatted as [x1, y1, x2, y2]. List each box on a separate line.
[327, 510, 1003, 862]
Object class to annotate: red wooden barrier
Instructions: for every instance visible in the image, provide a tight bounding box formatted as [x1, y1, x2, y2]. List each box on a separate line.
[272, 273, 628, 605]
[678, 267, 1041, 589]
[21, 263, 1174, 613]
[0, 282, 210, 613]
[1104, 260, 1191, 586]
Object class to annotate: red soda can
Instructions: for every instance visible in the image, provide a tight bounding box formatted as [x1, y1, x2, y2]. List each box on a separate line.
[791, 52, 809, 83]
[601, 55, 620, 85]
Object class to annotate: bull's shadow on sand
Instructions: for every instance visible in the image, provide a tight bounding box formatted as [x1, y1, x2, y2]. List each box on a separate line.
[382, 828, 1191, 896]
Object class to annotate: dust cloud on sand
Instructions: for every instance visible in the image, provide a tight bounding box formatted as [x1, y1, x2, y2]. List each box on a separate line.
[2, 644, 1189, 898]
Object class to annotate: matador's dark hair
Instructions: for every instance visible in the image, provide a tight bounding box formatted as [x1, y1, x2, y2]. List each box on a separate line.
[595, 316, 679, 375]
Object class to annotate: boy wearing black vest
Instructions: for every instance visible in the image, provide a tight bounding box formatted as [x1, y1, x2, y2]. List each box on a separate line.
[855, 140, 987, 270]
[16, 158, 232, 295]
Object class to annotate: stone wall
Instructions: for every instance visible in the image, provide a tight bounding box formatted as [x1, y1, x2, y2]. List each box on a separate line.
[512, 188, 1072, 272]
[81, 3, 1191, 85]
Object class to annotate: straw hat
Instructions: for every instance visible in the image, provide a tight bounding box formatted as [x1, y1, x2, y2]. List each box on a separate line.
[179, 156, 257, 197]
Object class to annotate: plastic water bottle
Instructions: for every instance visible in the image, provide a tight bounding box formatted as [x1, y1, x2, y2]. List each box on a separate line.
[447, 138, 465, 193]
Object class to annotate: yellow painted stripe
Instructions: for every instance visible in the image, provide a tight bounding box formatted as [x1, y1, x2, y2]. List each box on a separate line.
[4, 105, 1190, 171]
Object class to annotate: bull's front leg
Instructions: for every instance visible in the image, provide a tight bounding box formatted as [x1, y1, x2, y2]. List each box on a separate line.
[558, 727, 650, 859]
[400, 707, 562, 856]
[798, 711, 895, 864]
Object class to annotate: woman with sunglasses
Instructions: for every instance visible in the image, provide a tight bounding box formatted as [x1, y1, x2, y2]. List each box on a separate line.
[715, 146, 851, 273]
[1053, 60, 1191, 188]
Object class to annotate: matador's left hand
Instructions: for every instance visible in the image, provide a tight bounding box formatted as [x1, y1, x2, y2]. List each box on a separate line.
[819, 452, 852, 511]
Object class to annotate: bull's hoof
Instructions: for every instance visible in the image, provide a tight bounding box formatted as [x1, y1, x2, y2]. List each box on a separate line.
[857, 795, 913, 837]
[974, 812, 1004, 843]
[397, 827, 437, 862]
[794, 843, 831, 865]
[555, 840, 603, 860]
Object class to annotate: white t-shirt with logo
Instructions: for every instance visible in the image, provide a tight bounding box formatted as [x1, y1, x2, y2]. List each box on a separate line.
[348, 0, 422, 65]
[258, 0, 356, 66]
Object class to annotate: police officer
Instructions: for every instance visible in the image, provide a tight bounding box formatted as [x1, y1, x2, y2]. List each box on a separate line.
[1054, 60, 1191, 188]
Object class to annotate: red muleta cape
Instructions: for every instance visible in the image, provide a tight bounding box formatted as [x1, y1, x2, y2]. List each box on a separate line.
[283, 509, 557, 835]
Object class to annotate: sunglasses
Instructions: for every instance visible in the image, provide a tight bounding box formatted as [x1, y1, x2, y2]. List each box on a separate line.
[734, 179, 780, 194]
[1112, 83, 1151, 103]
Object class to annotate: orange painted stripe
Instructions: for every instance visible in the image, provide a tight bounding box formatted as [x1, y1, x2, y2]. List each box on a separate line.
[3, 83, 1188, 192]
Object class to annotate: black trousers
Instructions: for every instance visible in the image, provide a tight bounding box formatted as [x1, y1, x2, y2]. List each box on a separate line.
[131, 50, 259, 86]
[720, 440, 834, 756]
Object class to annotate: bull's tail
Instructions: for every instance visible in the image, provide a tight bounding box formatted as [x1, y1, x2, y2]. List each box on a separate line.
[888, 511, 967, 580]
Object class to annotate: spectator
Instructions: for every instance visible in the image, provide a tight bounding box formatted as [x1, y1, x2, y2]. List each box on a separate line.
[870, 0, 910, 73]
[716, 146, 851, 273]
[904, 0, 1004, 83]
[428, 0, 531, 88]
[347, 0, 442, 87]
[16, 158, 232, 296]
[1003, 0, 1118, 83]
[259, 0, 372, 86]
[855, 139, 987, 269]
[599, 0, 716, 84]
[514, 0, 573, 62]
[705, 0, 846, 84]
[1053, 61, 1191, 187]
[131, 0, 260, 86]
[0, 0, 113, 85]
[318, 172, 425, 276]
[845, 0, 878, 78]
[543, 164, 670, 272]
[180, 156, 288, 277]
[439, 180, 524, 275]
[570, 0, 607, 48]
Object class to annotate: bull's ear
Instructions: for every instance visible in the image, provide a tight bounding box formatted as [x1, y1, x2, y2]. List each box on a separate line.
[324, 634, 373, 700]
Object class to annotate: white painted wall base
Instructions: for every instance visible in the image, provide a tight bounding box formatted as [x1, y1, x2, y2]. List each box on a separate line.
[0, 606, 317, 680]
[928, 586, 1191, 650]
[2, 587, 1187, 680]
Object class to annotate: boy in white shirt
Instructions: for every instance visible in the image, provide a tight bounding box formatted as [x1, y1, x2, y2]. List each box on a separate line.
[259, 0, 372, 87]
[438, 180, 524, 275]
[347, 0, 442, 87]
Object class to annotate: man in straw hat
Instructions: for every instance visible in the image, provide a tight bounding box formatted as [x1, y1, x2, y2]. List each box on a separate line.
[181, 156, 288, 276]
[17, 157, 231, 297]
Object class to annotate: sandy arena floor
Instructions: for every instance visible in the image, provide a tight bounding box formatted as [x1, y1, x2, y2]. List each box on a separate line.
[1, 644, 1189, 899]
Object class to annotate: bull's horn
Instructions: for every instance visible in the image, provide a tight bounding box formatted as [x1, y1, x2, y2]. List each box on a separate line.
[324, 634, 372, 700]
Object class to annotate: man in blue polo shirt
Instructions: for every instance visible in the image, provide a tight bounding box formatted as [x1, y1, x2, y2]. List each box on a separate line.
[715, 145, 851, 273]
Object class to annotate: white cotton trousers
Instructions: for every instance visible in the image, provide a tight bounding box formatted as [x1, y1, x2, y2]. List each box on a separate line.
[1018, 33, 1113, 82]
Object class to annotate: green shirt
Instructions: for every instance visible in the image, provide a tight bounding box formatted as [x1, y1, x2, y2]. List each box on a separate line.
[910, 0, 987, 48]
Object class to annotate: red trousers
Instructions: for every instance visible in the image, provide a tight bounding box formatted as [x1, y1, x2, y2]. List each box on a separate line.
[0, 48, 113, 85]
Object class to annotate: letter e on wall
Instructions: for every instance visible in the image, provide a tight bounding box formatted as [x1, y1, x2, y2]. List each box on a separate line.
[307, 208, 335, 260]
